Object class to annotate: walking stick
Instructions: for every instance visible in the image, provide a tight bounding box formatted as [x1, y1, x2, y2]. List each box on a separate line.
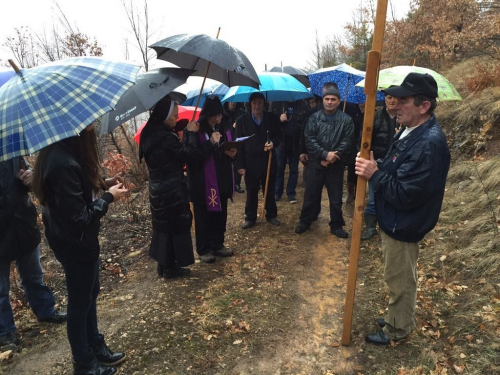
[260, 146, 272, 220]
[341, 0, 389, 346]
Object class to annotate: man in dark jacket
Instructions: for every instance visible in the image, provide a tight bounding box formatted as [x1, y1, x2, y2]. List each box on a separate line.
[356, 73, 450, 345]
[223, 102, 246, 193]
[188, 97, 236, 263]
[235, 92, 284, 229]
[271, 100, 308, 204]
[361, 94, 397, 240]
[295, 88, 354, 237]
[0, 158, 66, 347]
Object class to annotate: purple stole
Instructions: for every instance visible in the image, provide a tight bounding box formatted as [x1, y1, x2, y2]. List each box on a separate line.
[199, 131, 221, 212]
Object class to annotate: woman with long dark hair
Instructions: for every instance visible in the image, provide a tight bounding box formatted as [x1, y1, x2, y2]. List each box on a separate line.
[32, 125, 127, 375]
[139, 96, 199, 279]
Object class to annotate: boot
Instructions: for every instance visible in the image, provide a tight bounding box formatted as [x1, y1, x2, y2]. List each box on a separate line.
[361, 213, 378, 240]
[346, 183, 356, 204]
[92, 334, 126, 367]
[73, 356, 117, 375]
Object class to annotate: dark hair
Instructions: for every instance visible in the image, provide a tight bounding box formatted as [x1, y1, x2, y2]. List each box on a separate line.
[33, 126, 106, 205]
[414, 94, 437, 114]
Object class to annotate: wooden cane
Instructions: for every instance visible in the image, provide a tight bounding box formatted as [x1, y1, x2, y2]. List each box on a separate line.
[260, 147, 273, 220]
[341, 0, 389, 346]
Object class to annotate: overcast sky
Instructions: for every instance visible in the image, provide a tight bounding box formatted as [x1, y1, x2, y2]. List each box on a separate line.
[1, 0, 410, 76]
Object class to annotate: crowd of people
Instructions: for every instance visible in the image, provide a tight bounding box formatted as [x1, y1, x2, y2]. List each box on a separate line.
[0, 72, 450, 373]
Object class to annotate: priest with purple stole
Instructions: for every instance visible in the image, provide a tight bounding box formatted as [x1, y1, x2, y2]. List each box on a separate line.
[187, 96, 236, 264]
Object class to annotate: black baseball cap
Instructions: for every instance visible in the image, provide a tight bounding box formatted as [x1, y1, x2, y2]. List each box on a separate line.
[383, 72, 438, 99]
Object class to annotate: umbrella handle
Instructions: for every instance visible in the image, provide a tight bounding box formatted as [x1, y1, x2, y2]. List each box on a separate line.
[192, 27, 222, 120]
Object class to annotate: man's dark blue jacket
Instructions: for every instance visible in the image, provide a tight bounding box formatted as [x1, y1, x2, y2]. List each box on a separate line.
[370, 115, 450, 243]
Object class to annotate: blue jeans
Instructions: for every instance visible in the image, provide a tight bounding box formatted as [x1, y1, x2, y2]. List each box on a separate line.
[275, 147, 299, 200]
[57, 257, 101, 362]
[365, 182, 376, 215]
[0, 246, 56, 337]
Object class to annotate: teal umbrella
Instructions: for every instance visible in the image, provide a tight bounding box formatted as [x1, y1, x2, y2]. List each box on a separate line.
[221, 72, 312, 103]
[355, 65, 462, 101]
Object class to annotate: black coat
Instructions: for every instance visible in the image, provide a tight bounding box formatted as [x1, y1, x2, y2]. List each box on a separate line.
[234, 111, 282, 179]
[141, 120, 198, 234]
[41, 143, 113, 264]
[270, 101, 308, 154]
[187, 120, 234, 204]
[304, 109, 354, 169]
[0, 158, 40, 261]
[371, 108, 397, 160]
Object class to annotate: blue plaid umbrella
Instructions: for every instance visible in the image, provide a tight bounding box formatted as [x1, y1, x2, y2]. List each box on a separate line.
[0, 57, 140, 162]
[0, 68, 15, 88]
[308, 63, 384, 104]
[221, 72, 312, 103]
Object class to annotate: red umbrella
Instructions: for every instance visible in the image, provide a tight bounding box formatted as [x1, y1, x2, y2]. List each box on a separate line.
[133, 105, 201, 144]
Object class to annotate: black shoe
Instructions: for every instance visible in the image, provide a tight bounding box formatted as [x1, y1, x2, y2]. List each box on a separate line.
[73, 356, 117, 375]
[212, 247, 234, 257]
[235, 185, 245, 193]
[267, 217, 281, 226]
[39, 311, 67, 324]
[295, 222, 310, 234]
[92, 334, 126, 367]
[164, 267, 191, 279]
[199, 253, 216, 263]
[242, 220, 255, 229]
[330, 227, 348, 238]
[376, 318, 386, 328]
[288, 196, 297, 204]
[0, 332, 20, 346]
[365, 330, 391, 346]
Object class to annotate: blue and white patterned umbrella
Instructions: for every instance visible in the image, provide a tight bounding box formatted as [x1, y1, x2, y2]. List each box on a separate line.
[308, 63, 385, 104]
[0, 57, 140, 162]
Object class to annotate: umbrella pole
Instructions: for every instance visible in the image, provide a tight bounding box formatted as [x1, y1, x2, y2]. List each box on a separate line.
[191, 27, 221, 120]
[341, 0, 388, 347]
[260, 148, 273, 220]
[8, 59, 20, 73]
[343, 74, 350, 112]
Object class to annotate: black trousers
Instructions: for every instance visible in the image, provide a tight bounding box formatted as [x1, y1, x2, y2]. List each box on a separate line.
[193, 199, 228, 255]
[234, 169, 242, 186]
[244, 171, 277, 222]
[299, 165, 346, 228]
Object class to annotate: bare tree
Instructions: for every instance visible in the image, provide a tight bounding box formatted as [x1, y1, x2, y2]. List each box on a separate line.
[121, 0, 156, 70]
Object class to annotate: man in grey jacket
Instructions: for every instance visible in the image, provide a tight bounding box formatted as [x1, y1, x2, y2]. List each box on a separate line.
[295, 88, 354, 237]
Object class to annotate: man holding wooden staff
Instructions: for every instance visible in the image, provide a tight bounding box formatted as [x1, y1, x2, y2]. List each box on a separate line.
[355, 73, 450, 345]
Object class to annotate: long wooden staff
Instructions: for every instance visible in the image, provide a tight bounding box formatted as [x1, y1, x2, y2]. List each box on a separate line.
[191, 27, 221, 120]
[260, 146, 273, 219]
[341, 0, 388, 346]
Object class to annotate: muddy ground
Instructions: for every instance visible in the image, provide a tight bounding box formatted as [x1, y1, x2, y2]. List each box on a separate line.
[1, 167, 462, 375]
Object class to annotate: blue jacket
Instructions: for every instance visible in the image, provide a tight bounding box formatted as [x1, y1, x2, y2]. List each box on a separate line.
[370, 115, 450, 242]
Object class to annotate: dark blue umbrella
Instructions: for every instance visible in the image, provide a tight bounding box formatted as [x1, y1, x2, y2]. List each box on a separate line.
[0, 57, 140, 161]
[308, 63, 384, 104]
[222, 72, 312, 103]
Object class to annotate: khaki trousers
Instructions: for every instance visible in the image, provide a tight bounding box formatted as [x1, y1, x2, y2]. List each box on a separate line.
[380, 231, 419, 340]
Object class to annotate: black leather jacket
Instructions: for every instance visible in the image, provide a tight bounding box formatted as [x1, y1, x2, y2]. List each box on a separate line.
[41, 143, 113, 264]
[0, 158, 40, 261]
[304, 109, 354, 169]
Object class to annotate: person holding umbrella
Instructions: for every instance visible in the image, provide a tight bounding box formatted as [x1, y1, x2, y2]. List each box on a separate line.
[235, 92, 284, 229]
[187, 97, 236, 263]
[32, 125, 127, 375]
[139, 96, 200, 278]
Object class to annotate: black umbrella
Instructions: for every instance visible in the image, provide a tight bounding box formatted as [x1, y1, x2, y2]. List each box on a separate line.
[270, 65, 310, 87]
[150, 34, 260, 89]
[99, 67, 193, 135]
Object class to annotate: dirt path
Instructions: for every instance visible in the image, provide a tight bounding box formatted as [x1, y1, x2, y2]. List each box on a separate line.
[3, 171, 367, 375]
